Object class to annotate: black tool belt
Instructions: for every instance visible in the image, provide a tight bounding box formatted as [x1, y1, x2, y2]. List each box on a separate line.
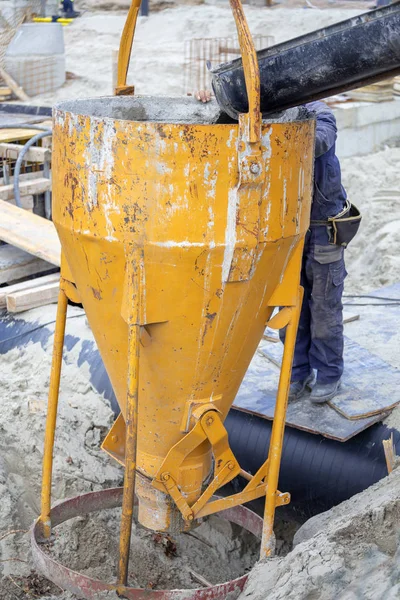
[310, 201, 362, 248]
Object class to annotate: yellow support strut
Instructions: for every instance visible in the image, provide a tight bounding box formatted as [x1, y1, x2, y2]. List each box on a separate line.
[261, 287, 304, 557]
[39, 288, 68, 539]
[118, 246, 144, 586]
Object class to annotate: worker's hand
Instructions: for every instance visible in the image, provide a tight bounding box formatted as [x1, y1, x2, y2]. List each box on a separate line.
[195, 90, 212, 103]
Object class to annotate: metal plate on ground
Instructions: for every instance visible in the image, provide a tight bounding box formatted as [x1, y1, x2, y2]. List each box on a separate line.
[234, 333, 398, 442]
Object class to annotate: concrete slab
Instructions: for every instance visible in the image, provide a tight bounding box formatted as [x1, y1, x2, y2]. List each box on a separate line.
[333, 99, 400, 158]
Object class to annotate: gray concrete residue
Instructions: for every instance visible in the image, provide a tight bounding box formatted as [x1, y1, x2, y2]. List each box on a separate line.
[55, 96, 226, 125]
[54, 95, 314, 126]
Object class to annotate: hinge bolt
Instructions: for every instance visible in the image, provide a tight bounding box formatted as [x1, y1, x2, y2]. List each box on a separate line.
[162, 473, 170, 481]
[250, 162, 261, 175]
[228, 461, 235, 470]
[206, 416, 214, 426]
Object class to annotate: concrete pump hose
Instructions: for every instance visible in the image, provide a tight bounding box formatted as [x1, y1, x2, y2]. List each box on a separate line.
[0, 127, 52, 209]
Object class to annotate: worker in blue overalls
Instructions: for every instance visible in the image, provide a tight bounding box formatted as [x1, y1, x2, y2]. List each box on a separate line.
[195, 92, 359, 404]
[281, 101, 348, 404]
[61, 0, 79, 17]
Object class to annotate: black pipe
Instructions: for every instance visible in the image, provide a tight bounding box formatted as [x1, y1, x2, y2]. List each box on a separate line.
[212, 4, 400, 119]
[223, 409, 399, 522]
[0, 312, 397, 521]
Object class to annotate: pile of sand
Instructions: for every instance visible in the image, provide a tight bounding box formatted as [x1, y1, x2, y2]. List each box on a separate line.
[239, 467, 400, 600]
[0, 324, 122, 599]
[341, 147, 400, 294]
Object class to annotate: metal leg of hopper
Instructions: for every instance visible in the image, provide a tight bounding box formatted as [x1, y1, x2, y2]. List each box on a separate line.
[43, 153, 51, 220]
[261, 287, 303, 558]
[118, 322, 140, 587]
[39, 289, 68, 539]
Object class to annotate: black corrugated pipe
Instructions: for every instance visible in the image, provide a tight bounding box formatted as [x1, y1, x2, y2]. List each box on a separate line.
[0, 312, 397, 521]
[212, 4, 400, 119]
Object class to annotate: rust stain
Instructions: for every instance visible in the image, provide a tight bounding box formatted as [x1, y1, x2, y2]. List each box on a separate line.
[201, 310, 217, 346]
[236, 210, 259, 238]
[91, 287, 102, 300]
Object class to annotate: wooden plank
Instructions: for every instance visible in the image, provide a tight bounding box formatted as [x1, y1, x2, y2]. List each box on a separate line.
[0, 120, 52, 144]
[0, 244, 55, 286]
[0, 199, 61, 266]
[0, 66, 30, 102]
[0, 89, 12, 100]
[0, 177, 51, 201]
[383, 434, 396, 474]
[0, 143, 50, 162]
[0, 272, 59, 307]
[4, 195, 34, 211]
[6, 281, 59, 313]
[343, 313, 360, 325]
[1, 171, 50, 185]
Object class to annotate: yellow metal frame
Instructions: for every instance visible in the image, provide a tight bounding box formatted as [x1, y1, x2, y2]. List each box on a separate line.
[118, 244, 144, 585]
[39, 264, 80, 539]
[39, 287, 68, 539]
[39, 272, 302, 557]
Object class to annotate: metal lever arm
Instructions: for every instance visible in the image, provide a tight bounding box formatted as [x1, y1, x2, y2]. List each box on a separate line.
[115, 0, 141, 95]
[229, 0, 261, 144]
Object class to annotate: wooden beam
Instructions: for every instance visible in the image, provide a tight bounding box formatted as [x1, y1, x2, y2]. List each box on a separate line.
[0, 121, 52, 144]
[0, 87, 12, 100]
[1, 171, 50, 185]
[0, 177, 51, 201]
[0, 65, 30, 102]
[0, 143, 51, 162]
[6, 281, 59, 313]
[0, 199, 61, 266]
[343, 312, 360, 325]
[4, 195, 34, 211]
[0, 272, 59, 308]
[0, 244, 55, 285]
[383, 434, 396, 474]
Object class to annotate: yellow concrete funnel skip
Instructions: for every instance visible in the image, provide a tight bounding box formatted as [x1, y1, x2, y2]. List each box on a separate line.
[38, 0, 315, 589]
[52, 94, 313, 512]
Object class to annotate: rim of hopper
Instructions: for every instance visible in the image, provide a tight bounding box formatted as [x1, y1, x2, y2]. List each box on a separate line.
[52, 95, 314, 127]
[31, 487, 263, 599]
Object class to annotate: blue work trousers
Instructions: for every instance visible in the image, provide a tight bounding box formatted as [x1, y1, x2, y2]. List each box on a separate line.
[280, 230, 346, 384]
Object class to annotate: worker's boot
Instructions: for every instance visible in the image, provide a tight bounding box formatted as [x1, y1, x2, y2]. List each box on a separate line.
[310, 380, 341, 404]
[289, 372, 315, 401]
